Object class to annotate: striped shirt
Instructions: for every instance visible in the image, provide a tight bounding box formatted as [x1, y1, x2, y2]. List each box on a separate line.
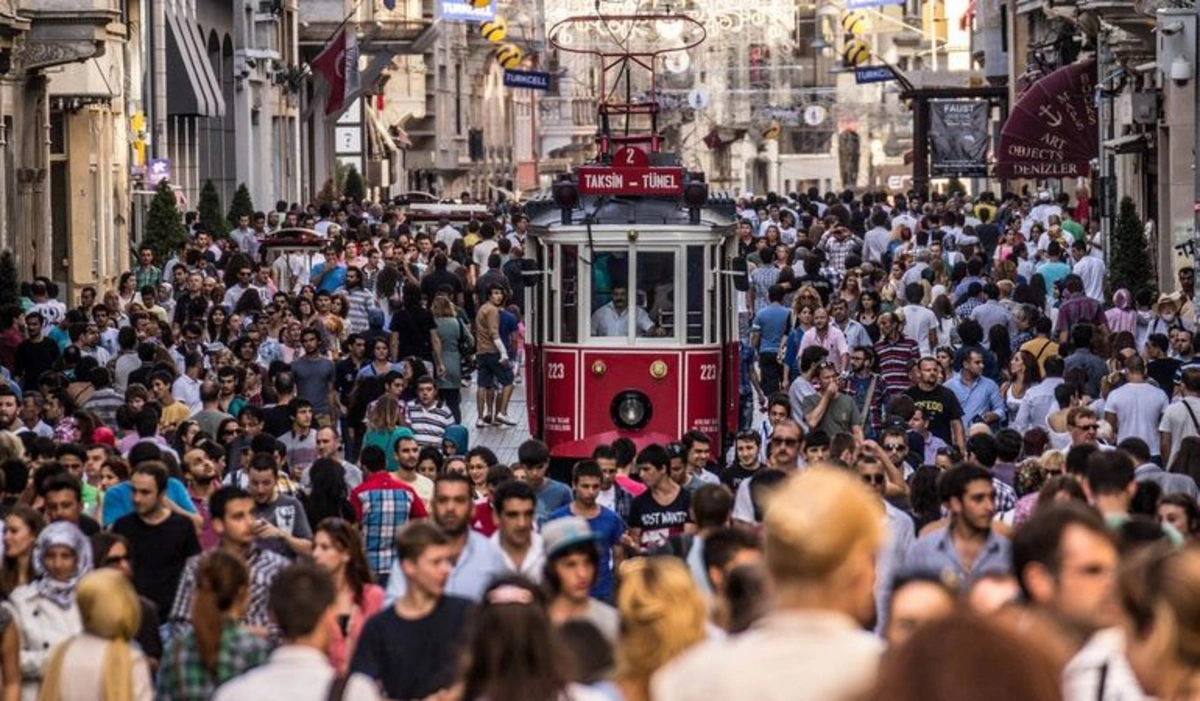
[406, 399, 455, 447]
[874, 334, 920, 397]
[344, 287, 376, 334]
[350, 472, 429, 582]
[170, 545, 289, 640]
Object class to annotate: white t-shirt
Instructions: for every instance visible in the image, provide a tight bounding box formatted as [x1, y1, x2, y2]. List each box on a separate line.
[1105, 381, 1169, 456]
[901, 304, 939, 356]
[1072, 256, 1106, 302]
[472, 239, 499, 271]
[1159, 396, 1200, 461]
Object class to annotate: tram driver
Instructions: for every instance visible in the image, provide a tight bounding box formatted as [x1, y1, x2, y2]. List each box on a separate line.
[591, 285, 668, 337]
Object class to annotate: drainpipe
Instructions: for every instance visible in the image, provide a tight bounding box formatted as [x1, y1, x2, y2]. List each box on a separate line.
[152, 0, 167, 158]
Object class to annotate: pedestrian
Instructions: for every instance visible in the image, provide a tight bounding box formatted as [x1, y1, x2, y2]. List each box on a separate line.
[214, 563, 381, 701]
[548, 461, 624, 603]
[36, 568, 154, 701]
[310, 518, 385, 674]
[542, 516, 620, 643]
[351, 522, 472, 701]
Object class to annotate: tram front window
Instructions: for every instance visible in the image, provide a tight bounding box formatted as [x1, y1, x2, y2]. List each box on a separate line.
[589, 250, 674, 338]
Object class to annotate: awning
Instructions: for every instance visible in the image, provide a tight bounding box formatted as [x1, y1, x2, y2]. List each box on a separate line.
[165, 7, 225, 118]
[996, 61, 1097, 178]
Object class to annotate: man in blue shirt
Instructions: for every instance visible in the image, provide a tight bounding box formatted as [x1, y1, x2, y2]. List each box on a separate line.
[944, 348, 1005, 430]
[520, 439, 572, 525]
[750, 284, 792, 396]
[311, 245, 347, 294]
[548, 460, 625, 602]
[903, 463, 1011, 592]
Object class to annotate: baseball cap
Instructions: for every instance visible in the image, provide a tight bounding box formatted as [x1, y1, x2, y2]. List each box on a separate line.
[542, 516, 597, 559]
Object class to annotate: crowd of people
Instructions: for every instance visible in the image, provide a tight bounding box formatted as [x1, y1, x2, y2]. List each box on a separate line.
[0, 185, 1193, 701]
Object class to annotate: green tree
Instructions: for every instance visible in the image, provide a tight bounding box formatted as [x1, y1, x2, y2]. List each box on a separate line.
[227, 182, 255, 229]
[343, 166, 366, 203]
[198, 179, 228, 237]
[142, 180, 187, 265]
[1109, 196, 1154, 301]
[316, 178, 338, 206]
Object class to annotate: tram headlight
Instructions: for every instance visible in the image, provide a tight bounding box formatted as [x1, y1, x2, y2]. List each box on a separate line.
[611, 390, 652, 430]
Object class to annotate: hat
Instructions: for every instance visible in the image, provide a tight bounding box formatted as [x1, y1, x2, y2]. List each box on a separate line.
[542, 516, 597, 559]
[1038, 191, 1051, 202]
[1154, 293, 1181, 315]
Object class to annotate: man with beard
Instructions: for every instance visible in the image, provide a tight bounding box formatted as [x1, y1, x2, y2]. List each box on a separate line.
[15, 312, 59, 391]
[384, 472, 506, 603]
[490, 479, 544, 580]
[548, 461, 625, 602]
[182, 445, 221, 549]
[1013, 503, 1141, 699]
[0, 386, 17, 432]
[903, 463, 1010, 592]
[112, 462, 202, 618]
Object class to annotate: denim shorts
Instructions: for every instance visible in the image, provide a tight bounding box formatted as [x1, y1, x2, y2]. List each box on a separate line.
[476, 352, 513, 389]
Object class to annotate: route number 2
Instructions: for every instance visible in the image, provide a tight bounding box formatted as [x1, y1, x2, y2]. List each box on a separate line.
[699, 364, 716, 381]
[547, 362, 566, 379]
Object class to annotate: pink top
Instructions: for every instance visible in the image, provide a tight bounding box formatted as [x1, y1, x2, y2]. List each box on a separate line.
[326, 583, 386, 674]
[616, 474, 647, 496]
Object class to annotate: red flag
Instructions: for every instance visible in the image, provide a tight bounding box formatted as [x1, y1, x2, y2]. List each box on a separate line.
[311, 27, 360, 115]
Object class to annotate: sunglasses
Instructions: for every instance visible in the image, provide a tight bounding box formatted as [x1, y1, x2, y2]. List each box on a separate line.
[1071, 423, 1098, 432]
[104, 554, 131, 566]
[861, 473, 886, 485]
[770, 436, 800, 447]
[882, 443, 907, 452]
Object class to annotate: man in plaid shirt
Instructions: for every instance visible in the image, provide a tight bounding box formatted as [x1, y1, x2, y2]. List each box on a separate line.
[169, 486, 288, 641]
[349, 445, 429, 586]
[134, 246, 162, 291]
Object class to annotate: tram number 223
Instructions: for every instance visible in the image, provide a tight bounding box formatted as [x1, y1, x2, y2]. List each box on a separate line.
[547, 363, 567, 380]
[699, 364, 717, 381]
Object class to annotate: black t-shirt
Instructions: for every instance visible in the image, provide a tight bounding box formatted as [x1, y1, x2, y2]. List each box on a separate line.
[904, 385, 964, 444]
[15, 338, 59, 391]
[722, 464, 763, 491]
[263, 403, 292, 438]
[421, 268, 464, 302]
[351, 597, 473, 700]
[111, 511, 202, 616]
[629, 488, 691, 550]
[796, 274, 834, 305]
[1148, 357, 1181, 397]
[389, 309, 437, 361]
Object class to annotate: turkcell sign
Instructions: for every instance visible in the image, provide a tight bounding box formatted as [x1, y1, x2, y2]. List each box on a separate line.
[577, 166, 685, 196]
[503, 70, 551, 91]
[855, 66, 896, 84]
[437, 0, 495, 22]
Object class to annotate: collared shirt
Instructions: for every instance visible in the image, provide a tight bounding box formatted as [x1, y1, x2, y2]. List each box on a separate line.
[135, 264, 162, 291]
[213, 646, 381, 701]
[1134, 462, 1200, 499]
[876, 501, 915, 633]
[799, 325, 848, 361]
[406, 400, 454, 447]
[490, 531, 545, 582]
[874, 334, 920, 397]
[157, 620, 270, 700]
[384, 530, 507, 604]
[170, 545, 289, 639]
[836, 318, 872, 351]
[1057, 293, 1107, 335]
[344, 287, 376, 334]
[944, 372, 1005, 426]
[903, 526, 1011, 591]
[349, 472, 429, 581]
[591, 303, 655, 337]
[1013, 377, 1064, 433]
[172, 374, 202, 413]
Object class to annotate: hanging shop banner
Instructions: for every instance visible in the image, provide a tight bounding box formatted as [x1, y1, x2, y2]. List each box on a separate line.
[996, 60, 1098, 178]
[437, 0, 495, 22]
[929, 99, 990, 177]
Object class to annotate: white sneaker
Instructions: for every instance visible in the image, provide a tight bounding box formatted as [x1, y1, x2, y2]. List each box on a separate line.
[495, 413, 517, 426]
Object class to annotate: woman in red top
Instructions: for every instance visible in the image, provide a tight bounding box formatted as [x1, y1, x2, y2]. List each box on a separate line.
[311, 518, 385, 674]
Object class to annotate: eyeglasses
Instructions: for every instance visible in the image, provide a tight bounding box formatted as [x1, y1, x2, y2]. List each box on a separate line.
[770, 436, 800, 447]
[861, 473, 886, 485]
[882, 443, 907, 452]
[103, 554, 131, 566]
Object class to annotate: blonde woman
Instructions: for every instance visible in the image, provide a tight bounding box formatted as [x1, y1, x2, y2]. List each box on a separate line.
[36, 569, 152, 701]
[614, 558, 708, 701]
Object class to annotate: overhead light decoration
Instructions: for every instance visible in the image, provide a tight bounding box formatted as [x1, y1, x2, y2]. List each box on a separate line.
[496, 43, 524, 69]
[843, 37, 870, 66]
[480, 17, 508, 42]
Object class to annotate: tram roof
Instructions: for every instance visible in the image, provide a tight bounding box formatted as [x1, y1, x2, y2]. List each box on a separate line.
[523, 192, 738, 230]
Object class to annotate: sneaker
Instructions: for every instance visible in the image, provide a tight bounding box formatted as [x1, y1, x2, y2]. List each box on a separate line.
[495, 413, 517, 426]
[476, 415, 493, 428]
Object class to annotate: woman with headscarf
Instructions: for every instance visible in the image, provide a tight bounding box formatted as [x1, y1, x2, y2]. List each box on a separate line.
[1105, 288, 1139, 337]
[4, 522, 91, 701]
[35, 569, 152, 701]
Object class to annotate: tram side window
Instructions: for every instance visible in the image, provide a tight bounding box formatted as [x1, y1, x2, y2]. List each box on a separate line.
[560, 244, 579, 343]
[686, 246, 704, 344]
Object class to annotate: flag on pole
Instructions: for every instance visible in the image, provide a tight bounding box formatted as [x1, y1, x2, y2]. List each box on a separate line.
[311, 27, 361, 116]
[383, 0, 396, 8]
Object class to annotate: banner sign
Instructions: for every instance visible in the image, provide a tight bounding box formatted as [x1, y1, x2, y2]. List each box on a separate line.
[577, 166, 685, 196]
[997, 61, 1097, 178]
[437, 0, 495, 22]
[503, 69, 551, 91]
[854, 66, 896, 84]
[847, 0, 903, 8]
[929, 100, 990, 177]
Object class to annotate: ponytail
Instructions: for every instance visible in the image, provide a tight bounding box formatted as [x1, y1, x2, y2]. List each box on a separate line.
[191, 550, 249, 677]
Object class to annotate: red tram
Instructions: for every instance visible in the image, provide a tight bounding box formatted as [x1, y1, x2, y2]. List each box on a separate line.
[521, 12, 746, 465]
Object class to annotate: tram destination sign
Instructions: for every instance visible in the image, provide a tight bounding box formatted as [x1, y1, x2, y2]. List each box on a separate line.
[576, 166, 685, 196]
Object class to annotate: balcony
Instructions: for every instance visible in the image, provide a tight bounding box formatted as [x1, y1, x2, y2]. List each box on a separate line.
[298, 0, 437, 51]
[17, 0, 121, 72]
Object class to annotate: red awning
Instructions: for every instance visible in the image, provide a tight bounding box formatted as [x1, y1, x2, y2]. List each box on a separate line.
[997, 61, 1098, 178]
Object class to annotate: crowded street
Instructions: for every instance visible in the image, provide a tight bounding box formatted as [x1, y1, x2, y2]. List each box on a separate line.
[0, 0, 1195, 700]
